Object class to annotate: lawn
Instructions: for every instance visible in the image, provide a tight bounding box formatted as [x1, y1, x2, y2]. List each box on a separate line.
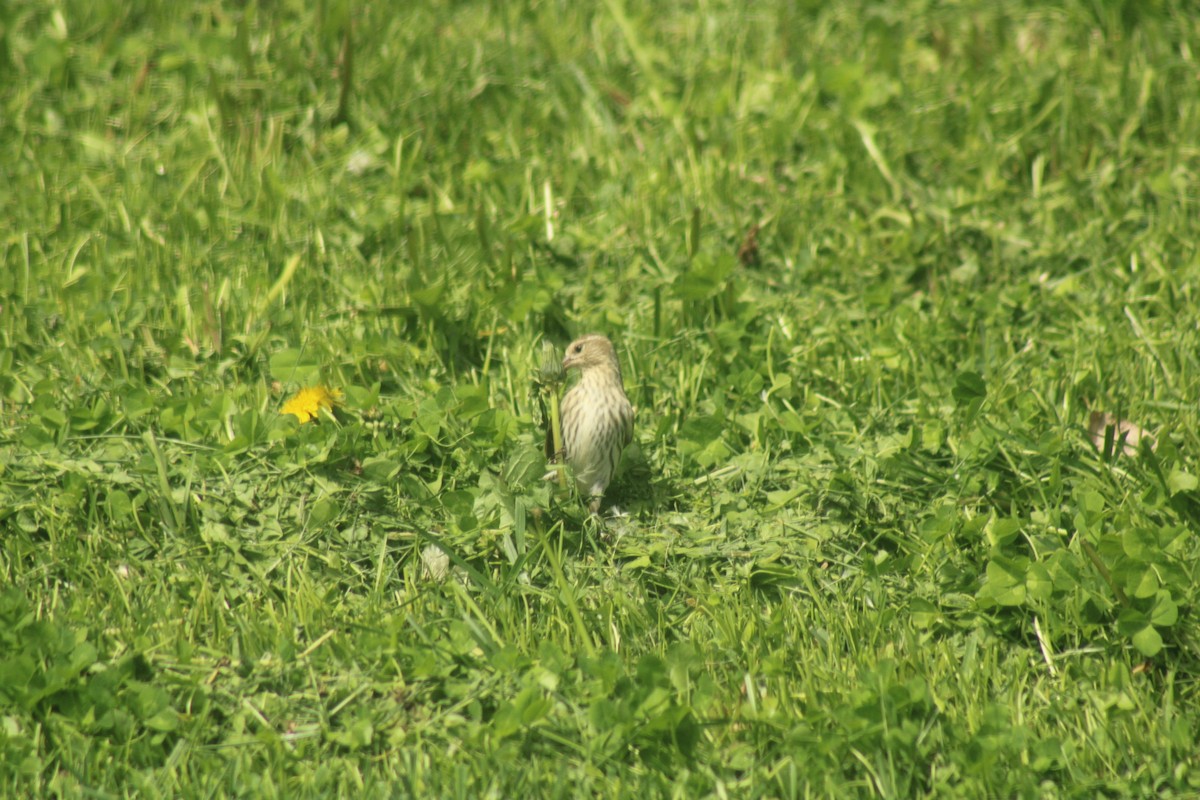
[2, 0, 1199, 796]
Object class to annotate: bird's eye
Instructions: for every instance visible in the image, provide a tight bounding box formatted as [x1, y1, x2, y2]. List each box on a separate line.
[573, 344, 584, 353]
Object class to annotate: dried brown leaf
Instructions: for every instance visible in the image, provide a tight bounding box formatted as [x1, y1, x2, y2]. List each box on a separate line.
[737, 223, 761, 267]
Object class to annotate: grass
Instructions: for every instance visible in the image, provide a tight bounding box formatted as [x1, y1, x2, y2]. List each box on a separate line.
[2, 0, 1200, 796]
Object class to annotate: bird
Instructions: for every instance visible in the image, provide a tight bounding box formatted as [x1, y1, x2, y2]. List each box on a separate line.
[546, 334, 634, 513]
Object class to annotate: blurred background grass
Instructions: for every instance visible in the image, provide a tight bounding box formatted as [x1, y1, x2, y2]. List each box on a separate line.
[2, 1, 1200, 796]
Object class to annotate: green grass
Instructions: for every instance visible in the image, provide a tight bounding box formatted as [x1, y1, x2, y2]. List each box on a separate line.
[3, 0, 1200, 796]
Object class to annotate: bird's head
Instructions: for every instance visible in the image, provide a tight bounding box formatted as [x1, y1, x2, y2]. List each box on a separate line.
[562, 334, 621, 375]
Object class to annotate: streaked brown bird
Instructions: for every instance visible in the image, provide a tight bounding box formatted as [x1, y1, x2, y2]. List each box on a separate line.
[546, 334, 634, 513]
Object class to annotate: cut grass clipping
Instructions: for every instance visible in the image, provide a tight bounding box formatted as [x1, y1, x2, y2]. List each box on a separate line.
[2, 1, 1199, 797]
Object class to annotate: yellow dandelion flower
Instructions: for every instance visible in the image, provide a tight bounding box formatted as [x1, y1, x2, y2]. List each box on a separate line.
[282, 386, 344, 423]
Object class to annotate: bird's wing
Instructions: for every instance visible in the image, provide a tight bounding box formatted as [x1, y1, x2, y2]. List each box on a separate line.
[620, 400, 634, 448]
